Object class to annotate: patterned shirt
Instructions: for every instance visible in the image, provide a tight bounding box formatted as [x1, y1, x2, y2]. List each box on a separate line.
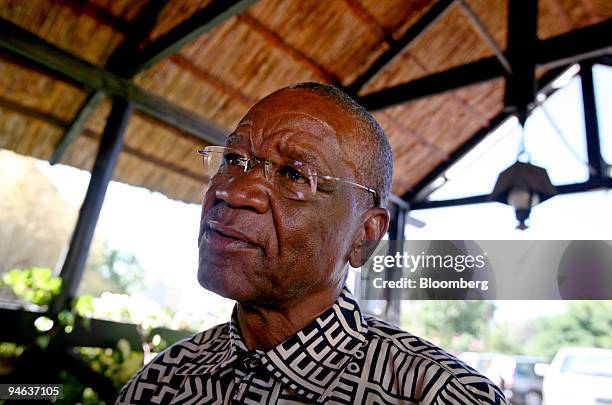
[117, 288, 508, 404]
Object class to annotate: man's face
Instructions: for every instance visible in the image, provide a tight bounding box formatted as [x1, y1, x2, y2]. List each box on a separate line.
[197, 89, 366, 306]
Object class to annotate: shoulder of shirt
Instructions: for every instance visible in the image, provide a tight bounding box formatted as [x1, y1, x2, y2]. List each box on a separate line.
[163, 320, 229, 353]
[363, 314, 509, 404]
[141, 320, 230, 370]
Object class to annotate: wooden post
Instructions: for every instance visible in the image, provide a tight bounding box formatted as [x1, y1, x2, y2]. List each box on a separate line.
[580, 62, 604, 180]
[51, 97, 133, 313]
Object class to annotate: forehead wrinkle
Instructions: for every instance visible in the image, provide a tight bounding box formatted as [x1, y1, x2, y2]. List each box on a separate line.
[238, 99, 361, 179]
[276, 133, 334, 173]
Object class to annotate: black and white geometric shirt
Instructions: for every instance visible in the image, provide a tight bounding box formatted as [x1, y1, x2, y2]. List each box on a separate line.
[116, 287, 508, 404]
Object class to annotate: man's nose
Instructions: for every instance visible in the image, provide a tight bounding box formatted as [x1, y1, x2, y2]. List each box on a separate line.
[213, 171, 271, 214]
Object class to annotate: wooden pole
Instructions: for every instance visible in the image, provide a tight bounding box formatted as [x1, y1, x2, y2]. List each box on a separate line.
[51, 97, 133, 313]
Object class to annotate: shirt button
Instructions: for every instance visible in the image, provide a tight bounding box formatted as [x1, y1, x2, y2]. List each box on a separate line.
[243, 357, 259, 370]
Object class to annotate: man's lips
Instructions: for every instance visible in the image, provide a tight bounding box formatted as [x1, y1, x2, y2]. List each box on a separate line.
[204, 220, 261, 250]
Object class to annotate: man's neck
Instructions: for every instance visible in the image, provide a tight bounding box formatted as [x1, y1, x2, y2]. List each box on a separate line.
[236, 284, 343, 350]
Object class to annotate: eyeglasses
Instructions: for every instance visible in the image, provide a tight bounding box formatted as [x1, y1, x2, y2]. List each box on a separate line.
[197, 146, 380, 206]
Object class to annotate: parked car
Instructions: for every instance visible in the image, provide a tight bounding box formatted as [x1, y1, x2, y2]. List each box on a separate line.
[542, 347, 612, 405]
[458, 352, 546, 405]
[511, 356, 547, 405]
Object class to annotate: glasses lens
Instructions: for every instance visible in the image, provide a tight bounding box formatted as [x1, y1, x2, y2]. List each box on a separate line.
[272, 160, 318, 201]
[201, 147, 246, 181]
[199, 147, 319, 201]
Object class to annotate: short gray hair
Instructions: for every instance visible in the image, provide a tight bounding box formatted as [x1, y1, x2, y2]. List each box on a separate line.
[284, 82, 393, 207]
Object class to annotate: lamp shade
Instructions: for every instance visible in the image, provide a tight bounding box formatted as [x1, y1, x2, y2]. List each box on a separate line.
[490, 161, 557, 230]
[490, 161, 557, 206]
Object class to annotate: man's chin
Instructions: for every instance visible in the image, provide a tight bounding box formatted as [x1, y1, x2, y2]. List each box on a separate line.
[198, 265, 250, 301]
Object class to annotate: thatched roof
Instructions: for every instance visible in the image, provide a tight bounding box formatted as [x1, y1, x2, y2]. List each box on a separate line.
[0, 0, 610, 204]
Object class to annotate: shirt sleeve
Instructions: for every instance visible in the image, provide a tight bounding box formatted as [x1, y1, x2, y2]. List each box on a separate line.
[114, 347, 188, 405]
[431, 372, 510, 405]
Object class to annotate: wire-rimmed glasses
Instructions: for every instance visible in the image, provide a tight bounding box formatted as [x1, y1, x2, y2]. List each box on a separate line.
[197, 146, 380, 206]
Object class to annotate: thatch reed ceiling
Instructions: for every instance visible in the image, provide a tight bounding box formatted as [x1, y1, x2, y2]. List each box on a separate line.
[0, 0, 610, 203]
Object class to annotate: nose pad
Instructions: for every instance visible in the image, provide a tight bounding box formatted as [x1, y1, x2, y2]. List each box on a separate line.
[245, 158, 272, 180]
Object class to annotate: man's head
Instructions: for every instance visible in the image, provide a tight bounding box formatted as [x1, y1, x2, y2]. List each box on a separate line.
[197, 83, 392, 307]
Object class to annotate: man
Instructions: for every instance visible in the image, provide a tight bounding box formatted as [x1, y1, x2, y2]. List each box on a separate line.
[117, 83, 508, 404]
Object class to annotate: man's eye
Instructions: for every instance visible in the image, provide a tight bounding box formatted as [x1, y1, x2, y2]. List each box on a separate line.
[223, 153, 244, 166]
[280, 166, 308, 184]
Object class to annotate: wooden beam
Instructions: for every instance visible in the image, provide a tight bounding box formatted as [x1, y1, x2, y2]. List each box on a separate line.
[537, 19, 612, 69]
[580, 61, 604, 179]
[0, 95, 206, 183]
[410, 178, 612, 209]
[130, 0, 256, 75]
[52, 1, 170, 165]
[598, 54, 612, 67]
[51, 97, 134, 313]
[52, 0, 249, 162]
[50, 91, 105, 165]
[356, 20, 612, 111]
[0, 18, 228, 145]
[347, 0, 457, 95]
[358, 56, 504, 110]
[105, 0, 170, 75]
[504, 0, 538, 122]
[402, 64, 578, 204]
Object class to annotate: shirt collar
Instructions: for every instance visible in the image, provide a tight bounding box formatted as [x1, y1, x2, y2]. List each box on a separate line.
[177, 287, 368, 402]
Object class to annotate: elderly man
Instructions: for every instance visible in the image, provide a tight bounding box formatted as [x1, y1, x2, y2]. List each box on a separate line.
[117, 83, 507, 404]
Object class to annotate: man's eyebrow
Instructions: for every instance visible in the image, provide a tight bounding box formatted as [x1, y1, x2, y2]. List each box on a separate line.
[278, 145, 325, 170]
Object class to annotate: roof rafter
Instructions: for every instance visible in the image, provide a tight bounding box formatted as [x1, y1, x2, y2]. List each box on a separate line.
[358, 56, 504, 110]
[401, 64, 584, 204]
[504, 0, 538, 122]
[53, 0, 257, 163]
[105, 0, 171, 75]
[347, 0, 457, 95]
[358, 19, 612, 111]
[0, 95, 206, 183]
[0, 18, 227, 145]
[128, 0, 256, 77]
[53, 0, 172, 164]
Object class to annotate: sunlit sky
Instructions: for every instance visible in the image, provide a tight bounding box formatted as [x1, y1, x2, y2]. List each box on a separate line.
[36, 64, 611, 326]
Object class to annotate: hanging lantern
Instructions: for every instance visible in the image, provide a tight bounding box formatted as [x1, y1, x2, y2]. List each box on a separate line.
[490, 161, 557, 230]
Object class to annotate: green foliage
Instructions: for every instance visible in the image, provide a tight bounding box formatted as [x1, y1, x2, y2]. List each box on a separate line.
[78, 243, 147, 297]
[0, 343, 24, 375]
[58, 370, 104, 405]
[403, 301, 496, 351]
[1, 267, 61, 306]
[525, 301, 612, 359]
[0, 268, 148, 404]
[484, 322, 525, 355]
[402, 301, 612, 359]
[78, 339, 144, 389]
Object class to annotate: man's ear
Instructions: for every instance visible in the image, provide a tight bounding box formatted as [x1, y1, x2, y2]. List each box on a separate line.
[348, 207, 390, 268]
